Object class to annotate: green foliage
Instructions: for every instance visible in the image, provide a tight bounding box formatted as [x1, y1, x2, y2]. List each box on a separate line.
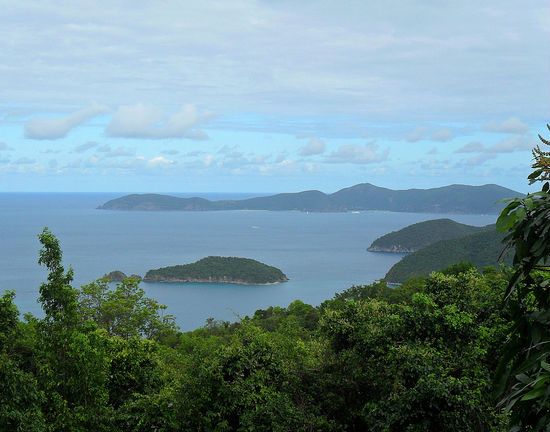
[368, 218, 492, 252]
[494, 125, 550, 431]
[1, 226, 529, 430]
[385, 229, 512, 282]
[321, 270, 510, 431]
[37, 227, 78, 325]
[78, 277, 177, 339]
[144, 256, 288, 284]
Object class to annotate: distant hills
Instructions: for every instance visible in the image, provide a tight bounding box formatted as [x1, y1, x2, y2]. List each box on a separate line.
[383, 229, 512, 283]
[368, 218, 494, 253]
[98, 183, 521, 214]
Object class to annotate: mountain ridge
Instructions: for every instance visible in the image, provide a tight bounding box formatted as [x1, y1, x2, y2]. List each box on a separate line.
[98, 182, 521, 214]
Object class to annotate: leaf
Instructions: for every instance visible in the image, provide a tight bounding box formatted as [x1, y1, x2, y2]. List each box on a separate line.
[520, 387, 546, 401]
[496, 213, 516, 232]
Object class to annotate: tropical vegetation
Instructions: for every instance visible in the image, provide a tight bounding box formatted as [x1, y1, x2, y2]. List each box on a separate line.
[1, 127, 549, 431]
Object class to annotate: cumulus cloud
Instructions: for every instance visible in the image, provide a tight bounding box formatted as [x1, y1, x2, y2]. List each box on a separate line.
[299, 138, 326, 156]
[430, 128, 453, 142]
[488, 135, 536, 153]
[466, 153, 498, 165]
[74, 141, 98, 153]
[455, 141, 486, 153]
[326, 142, 389, 164]
[106, 104, 213, 139]
[484, 117, 529, 134]
[24, 103, 109, 140]
[455, 136, 535, 156]
[0, 142, 7, 151]
[406, 126, 427, 142]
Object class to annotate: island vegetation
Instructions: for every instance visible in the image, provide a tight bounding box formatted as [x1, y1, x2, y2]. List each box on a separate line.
[98, 182, 519, 214]
[367, 218, 493, 252]
[384, 228, 512, 282]
[143, 256, 288, 284]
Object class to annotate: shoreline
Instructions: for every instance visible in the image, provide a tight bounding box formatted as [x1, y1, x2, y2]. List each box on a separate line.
[142, 277, 289, 285]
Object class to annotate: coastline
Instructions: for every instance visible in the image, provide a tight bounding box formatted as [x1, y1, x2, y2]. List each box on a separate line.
[142, 277, 289, 285]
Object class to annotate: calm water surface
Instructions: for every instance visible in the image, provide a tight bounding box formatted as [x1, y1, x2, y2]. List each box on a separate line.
[0, 193, 497, 330]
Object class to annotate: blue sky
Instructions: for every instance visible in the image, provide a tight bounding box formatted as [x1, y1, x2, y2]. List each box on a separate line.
[1, 1, 548, 193]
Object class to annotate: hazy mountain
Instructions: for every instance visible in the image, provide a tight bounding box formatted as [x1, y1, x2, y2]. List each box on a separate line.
[98, 183, 521, 214]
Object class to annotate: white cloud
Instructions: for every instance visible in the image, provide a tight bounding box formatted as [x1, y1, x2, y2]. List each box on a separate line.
[487, 135, 536, 153]
[466, 153, 498, 165]
[326, 142, 389, 164]
[406, 126, 427, 142]
[106, 104, 213, 139]
[483, 117, 529, 134]
[24, 103, 109, 140]
[147, 156, 174, 167]
[0, 142, 7, 151]
[430, 128, 453, 142]
[455, 141, 486, 153]
[299, 138, 326, 156]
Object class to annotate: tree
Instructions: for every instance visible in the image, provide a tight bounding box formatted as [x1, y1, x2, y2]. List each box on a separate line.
[37, 228, 110, 430]
[78, 277, 177, 339]
[495, 125, 550, 431]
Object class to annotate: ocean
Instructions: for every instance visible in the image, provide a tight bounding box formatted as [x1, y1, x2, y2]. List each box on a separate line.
[0, 193, 497, 330]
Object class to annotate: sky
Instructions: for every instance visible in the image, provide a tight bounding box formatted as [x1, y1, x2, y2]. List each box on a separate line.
[1, 0, 549, 193]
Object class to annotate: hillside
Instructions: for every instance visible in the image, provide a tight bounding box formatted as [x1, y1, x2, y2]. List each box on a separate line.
[368, 218, 494, 252]
[384, 229, 512, 283]
[98, 183, 521, 214]
[143, 256, 288, 284]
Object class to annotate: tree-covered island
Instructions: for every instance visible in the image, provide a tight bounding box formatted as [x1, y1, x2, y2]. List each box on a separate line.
[143, 256, 288, 284]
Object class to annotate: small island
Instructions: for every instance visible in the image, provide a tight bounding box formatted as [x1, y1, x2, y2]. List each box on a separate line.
[143, 256, 289, 285]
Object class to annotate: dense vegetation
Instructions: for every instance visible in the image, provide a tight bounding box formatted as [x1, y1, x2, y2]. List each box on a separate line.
[2, 129, 549, 431]
[99, 182, 519, 214]
[368, 218, 493, 252]
[1, 230, 517, 430]
[384, 229, 512, 282]
[143, 256, 288, 284]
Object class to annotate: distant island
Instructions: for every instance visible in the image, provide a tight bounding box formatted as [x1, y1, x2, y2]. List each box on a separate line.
[97, 183, 521, 214]
[368, 218, 494, 253]
[143, 256, 288, 285]
[384, 229, 512, 283]
[104, 270, 142, 281]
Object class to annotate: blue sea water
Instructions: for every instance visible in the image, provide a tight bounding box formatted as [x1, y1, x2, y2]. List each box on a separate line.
[0, 193, 497, 330]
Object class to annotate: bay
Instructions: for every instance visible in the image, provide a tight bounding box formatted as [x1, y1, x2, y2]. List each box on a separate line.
[0, 193, 497, 330]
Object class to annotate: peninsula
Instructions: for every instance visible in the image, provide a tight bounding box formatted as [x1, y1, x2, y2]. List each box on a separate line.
[384, 229, 511, 283]
[143, 256, 288, 285]
[367, 218, 494, 253]
[98, 183, 521, 214]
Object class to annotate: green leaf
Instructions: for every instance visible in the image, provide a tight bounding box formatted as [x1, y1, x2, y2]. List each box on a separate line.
[520, 387, 546, 401]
